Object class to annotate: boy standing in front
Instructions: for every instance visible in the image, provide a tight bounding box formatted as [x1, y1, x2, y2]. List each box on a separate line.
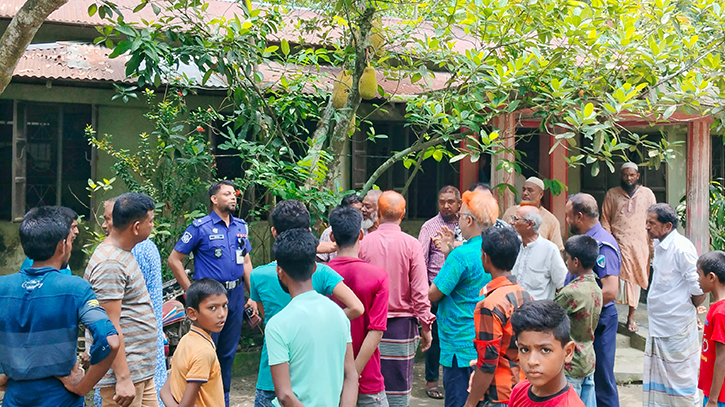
[267, 228, 358, 407]
[160, 278, 228, 407]
[328, 205, 390, 406]
[510, 300, 584, 407]
[697, 251, 725, 407]
[555, 235, 603, 407]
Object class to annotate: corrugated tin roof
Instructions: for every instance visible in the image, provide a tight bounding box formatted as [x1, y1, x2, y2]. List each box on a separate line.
[13, 42, 450, 96]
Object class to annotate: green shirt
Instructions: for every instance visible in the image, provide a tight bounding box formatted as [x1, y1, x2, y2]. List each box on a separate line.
[554, 273, 602, 379]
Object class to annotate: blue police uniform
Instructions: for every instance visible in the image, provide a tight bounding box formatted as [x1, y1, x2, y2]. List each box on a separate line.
[174, 211, 252, 407]
[585, 222, 621, 407]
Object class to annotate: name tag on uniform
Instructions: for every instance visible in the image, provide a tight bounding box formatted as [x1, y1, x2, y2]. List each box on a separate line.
[209, 234, 225, 240]
[236, 249, 245, 265]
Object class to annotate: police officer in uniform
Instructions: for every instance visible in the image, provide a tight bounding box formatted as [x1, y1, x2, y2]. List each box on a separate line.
[565, 193, 621, 407]
[168, 180, 256, 407]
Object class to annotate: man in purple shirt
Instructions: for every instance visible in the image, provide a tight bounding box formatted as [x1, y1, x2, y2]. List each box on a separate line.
[417, 185, 460, 399]
[565, 193, 621, 407]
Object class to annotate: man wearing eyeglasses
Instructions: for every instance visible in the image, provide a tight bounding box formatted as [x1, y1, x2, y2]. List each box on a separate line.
[509, 205, 567, 300]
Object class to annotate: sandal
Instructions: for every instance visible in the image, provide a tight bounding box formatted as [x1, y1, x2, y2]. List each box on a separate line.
[425, 385, 444, 399]
[627, 321, 639, 333]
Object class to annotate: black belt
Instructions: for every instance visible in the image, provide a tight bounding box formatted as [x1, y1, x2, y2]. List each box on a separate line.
[222, 277, 243, 290]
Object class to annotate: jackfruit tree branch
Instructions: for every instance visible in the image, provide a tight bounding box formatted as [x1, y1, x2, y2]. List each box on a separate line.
[303, 5, 376, 191]
[0, 0, 69, 95]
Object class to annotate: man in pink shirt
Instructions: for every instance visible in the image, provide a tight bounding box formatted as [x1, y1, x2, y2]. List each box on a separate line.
[359, 190, 435, 407]
[328, 205, 390, 407]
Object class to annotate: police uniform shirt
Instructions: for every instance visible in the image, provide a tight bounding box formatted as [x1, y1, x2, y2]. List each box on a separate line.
[583, 222, 621, 308]
[174, 211, 252, 283]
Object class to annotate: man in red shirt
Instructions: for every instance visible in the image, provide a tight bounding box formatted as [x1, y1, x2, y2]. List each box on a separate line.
[359, 190, 435, 407]
[328, 205, 390, 406]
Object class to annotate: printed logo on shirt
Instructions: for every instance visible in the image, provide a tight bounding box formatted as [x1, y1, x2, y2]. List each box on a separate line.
[181, 232, 193, 243]
[87, 299, 100, 308]
[21, 279, 43, 291]
[596, 254, 606, 268]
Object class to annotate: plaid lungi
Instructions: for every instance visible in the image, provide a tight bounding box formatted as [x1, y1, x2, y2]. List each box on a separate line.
[379, 317, 420, 407]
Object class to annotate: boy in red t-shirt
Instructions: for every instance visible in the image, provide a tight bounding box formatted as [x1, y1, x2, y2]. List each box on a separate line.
[697, 250, 725, 407]
[510, 300, 584, 407]
[327, 205, 391, 406]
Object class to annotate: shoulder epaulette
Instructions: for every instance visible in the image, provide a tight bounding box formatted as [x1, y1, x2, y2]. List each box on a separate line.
[192, 215, 212, 227]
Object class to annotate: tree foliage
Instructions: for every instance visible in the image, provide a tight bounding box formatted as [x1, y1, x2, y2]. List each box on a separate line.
[90, 0, 725, 199]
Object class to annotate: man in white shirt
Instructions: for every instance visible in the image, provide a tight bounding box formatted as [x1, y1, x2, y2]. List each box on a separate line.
[510, 205, 567, 300]
[643, 203, 705, 407]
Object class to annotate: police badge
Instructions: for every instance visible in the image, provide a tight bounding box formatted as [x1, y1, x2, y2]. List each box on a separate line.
[214, 247, 223, 258]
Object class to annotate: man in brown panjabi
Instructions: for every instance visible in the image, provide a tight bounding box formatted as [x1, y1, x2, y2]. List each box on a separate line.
[601, 162, 657, 332]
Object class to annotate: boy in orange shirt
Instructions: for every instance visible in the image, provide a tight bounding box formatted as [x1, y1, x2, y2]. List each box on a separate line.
[160, 278, 228, 407]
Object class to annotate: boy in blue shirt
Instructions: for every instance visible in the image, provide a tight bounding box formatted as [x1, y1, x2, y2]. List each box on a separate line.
[250, 199, 363, 407]
[0, 206, 119, 407]
[267, 228, 358, 407]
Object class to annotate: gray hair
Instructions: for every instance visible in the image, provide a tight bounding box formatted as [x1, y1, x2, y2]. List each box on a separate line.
[523, 210, 543, 233]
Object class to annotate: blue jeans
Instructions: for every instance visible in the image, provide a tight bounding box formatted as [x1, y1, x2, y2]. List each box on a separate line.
[567, 373, 597, 407]
[254, 389, 276, 407]
[442, 355, 474, 407]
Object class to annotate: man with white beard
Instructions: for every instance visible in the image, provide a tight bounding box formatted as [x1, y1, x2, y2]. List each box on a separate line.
[362, 190, 383, 233]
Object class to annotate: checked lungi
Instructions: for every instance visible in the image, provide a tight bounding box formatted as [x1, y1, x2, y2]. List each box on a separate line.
[643, 319, 700, 407]
[379, 317, 420, 407]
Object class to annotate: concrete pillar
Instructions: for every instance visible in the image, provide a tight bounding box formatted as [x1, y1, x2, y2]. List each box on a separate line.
[491, 114, 516, 211]
[548, 132, 569, 240]
[686, 120, 711, 254]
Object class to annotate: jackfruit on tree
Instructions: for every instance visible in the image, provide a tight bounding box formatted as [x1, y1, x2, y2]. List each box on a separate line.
[370, 19, 385, 57]
[359, 65, 378, 100]
[332, 70, 352, 109]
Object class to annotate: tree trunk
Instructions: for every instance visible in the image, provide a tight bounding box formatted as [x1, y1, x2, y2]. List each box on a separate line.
[0, 0, 70, 95]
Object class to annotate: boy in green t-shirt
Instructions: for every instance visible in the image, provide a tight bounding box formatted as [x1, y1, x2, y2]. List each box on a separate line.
[555, 235, 603, 407]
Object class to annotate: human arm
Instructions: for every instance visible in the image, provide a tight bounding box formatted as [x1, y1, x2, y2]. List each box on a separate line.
[429, 284, 444, 303]
[410, 244, 435, 332]
[355, 330, 384, 374]
[0, 373, 7, 391]
[417, 222, 433, 268]
[707, 342, 725, 407]
[318, 241, 338, 254]
[340, 343, 359, 407]
[256, 301, 265, 320]
[270, 363, 304, 407]
[678, 244, 706, 306]
[600, 275, 618, 304]
[243, 253, 258, 316]
[160, 379, 202, 407]
[550, 246, 568, 290]
[432, 226, 457, 258]
[168, 250, 192, 291]
[332, 281, 364, 320]
[99, 300, 135, 407]
[464, 304, 502, 407]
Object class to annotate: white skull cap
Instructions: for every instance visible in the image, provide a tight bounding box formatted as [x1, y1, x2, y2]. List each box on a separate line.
[621, 162, 638, 171]
[524, 177, 545, 190]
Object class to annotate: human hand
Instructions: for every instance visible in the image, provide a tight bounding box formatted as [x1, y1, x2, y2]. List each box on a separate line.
[113, 377, 136, 407]
[419, 329, 432, 352]
[706, 399, 719, 407]
[0, 373, 8, 391]
[698, 305, 707, 315]
[317, 241, 338, 254]
[432, 226, 455, 256]
[245, 298, 259, 317]
[79, 351, 90, 370]
[55, 362, 85, 395]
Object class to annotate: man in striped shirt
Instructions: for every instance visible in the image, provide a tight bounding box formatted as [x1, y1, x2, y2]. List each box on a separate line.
[464, 227, 533, 407]
[85, 193, 159, 407]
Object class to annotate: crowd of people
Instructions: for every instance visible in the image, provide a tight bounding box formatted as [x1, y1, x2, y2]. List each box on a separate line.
[1, 163, 725, 407]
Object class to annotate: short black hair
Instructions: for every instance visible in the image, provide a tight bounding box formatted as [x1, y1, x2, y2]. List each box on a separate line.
[270, 200, 310, 234]
[698, 251, 725, 284]
[469, 182, 492, 193]
[480, 227, 520, 271]
[567, 193, 599, 219]
[647, 203, 678, 229]
[511, 300, 571, 347]
[272, 228, 318, 282]
[564, 235, 600, 269]
[341, 193, 361, 207]
[61, 207, 79, 222]
[186, 278, 227, 310]
[20, 206, 73, 262]
[209, 180, 235, 198]
[112, 192, 155, 230]
[330, 206, 363, 249]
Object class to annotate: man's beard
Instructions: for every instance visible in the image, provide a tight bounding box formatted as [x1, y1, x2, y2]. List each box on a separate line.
[220, 202, 236, 213]
[569, 223, 581, 235]
[277, 276, 289, 294]
[621, 179, 638, 194]
[441, 212, 457, 222]
[361, 212, 377, 230]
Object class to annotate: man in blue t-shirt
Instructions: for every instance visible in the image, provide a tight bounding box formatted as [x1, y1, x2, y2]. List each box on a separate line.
[266, 228, 358, 407]
[250, 199, 363, 407]
[0, 206, 119, 407]
[20, 206, 78, 275]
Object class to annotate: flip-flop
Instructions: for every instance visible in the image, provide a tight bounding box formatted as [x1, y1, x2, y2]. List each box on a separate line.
[425, 386, 444, 399]
[628, 321, 639, 333]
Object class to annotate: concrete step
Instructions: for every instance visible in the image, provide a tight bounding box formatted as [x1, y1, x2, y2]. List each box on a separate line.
[616, 333, 631, 348]
[614, 347, 645, 385]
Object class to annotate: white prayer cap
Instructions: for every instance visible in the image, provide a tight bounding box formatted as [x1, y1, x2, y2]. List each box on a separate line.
[621, 162, 638, 171]
[524, 177, 545, 190]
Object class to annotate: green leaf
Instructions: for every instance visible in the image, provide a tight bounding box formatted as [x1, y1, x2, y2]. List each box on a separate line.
[449, 154, 467, 163]
[88, 4, 98, 16]
[281, 39, 290, 56]
[151, 3, 160, 14]
[591, 162, 600, 177]
[663, 105, 677, 120]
